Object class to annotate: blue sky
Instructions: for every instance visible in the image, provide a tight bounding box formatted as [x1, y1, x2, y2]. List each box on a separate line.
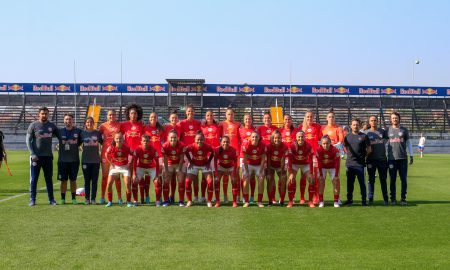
[1, 0, 449, 86]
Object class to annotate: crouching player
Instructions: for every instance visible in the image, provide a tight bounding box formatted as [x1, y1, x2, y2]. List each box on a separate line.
[242, 131, 267, 208]
[287, 130, 314, 208]
[105, 132, 132, 207]
[132, 134, 160, 207]
[185, 132, 214, 207]
[317, 136, 341, 208]
[162, 130, 186, 207]
[214, 136, 238, 207]
[266, 130, 289, 206]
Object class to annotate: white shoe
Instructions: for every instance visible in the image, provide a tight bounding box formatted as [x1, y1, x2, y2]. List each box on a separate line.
[200, 197, 206, 203]
[223, 196, 229, 204]
[207, 202, 212, 208]
[155, 201, 161, 207]
[193, 197, 199, 203]
[338, 199, 342, 205]
[186, 201, 193, 207]
[257, 202, 265, 208]
[243, 202, 249, 208]
[319, 202, 324, 208]
[334, 202, 340, 208]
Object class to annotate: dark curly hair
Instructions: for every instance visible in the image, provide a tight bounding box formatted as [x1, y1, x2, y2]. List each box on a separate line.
[124, 104, 143, 121]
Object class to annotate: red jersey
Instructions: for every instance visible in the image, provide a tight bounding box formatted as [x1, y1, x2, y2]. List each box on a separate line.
[164, 124, 181, 141]
[143, 125, 164, 155]
[99, 121, 121, 155]
[321, 124, 345, 145]
[238, 126, 256, 158]
[177, 119, 201, 146]
[242, 141, 267, 166]
[185, 143, 214, 167]
[219, 121, 241, 150]
[215, 146, 237, 169]
[161, 142, 185, 166]
[133, 146, 158, 169]
[267, 143, 288, 169]
[280, 127, 295, 148]
[257, 125, 278, 145]
[316, 145, 340, 177]
[288, 142, 313, 168]
[106, 144, 131, 166]
[120, 121, 144, 151]
[297, 123, 322, 152]
[201, 123, 220, 148]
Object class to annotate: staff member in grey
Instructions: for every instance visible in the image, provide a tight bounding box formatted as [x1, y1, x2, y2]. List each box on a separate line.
[26, 106, 60, 206]
[80, 117, 103, 205]
[387, 112, 413, 206]
[57, 113, 82, 205]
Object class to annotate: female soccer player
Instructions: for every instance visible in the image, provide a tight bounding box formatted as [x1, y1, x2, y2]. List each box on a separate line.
[219, 107, 241, 203]
[266, 130, 289, 206]
[81, 117, 103, 205]
[163, 110, 181, 203]
[162, 130, 186, 206]
[238, 114, 256, 203]
[242, 131, 267, 208]
[132, 134, 160, 207]
[298, 110, 322, 204]
[280, 114, 295, 147]
[99, 109, 122, 205]
[316, 135, 341, 208]
[201, 110, 220, 203]
[105, 132, 133, 207]
[214, 136, 238, 207]
[143, 112, 164, 204]
[120, 104, 145, 202]
[287, 130, 314, 208]
[185, 132, 214, 207]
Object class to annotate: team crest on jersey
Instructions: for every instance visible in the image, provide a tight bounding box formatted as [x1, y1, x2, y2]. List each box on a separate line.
[252, 150, 257, 154]
[171, 150, 176, 155]
[144, 154, 148, 158]
[198, 151, 203, 155]
[117, 152, 122, 156]
[274, 151, 279, 155]
[189, 125, 193, 130]
[74, 134, 78, 138]
[48, 127, 52, 132]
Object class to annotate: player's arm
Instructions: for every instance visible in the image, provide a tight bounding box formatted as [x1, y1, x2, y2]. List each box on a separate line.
[26, 124, 38, 160]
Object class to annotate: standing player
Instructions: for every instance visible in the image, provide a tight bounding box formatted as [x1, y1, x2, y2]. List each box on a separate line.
[287, 130, 314, 208]
[162, 130, 186, 206]
[98, 109, 122, 205]
[266, 130, 288, 206]
[201, 110, 220, 203]
[219, 107, 241, 203]
[387, 112, 413, 206]
[178, 104, 202, 202]
[344, 118, 371, 206]
[214, 136, 238, 207]
[80, 117, 103, 205]
[163, 110, 181, 203]
[132, 134, 160, 207]
[105, 132, 133, 207]
[280, 114, 295, 147]
[185, 132, 215, 207]
[242, 131, 267, 208]
[120, 104, 145, 202]
[298, 110, 322, 204]
[238, 114, 256, 203]
[365, 115, 389, 205]
[418, 133, 426, 158]
[26, 106, 60, 206]
[316, 136, 341, 208]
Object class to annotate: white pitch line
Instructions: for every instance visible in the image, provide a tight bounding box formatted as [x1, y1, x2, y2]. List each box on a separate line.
[0, 175, 84, 203]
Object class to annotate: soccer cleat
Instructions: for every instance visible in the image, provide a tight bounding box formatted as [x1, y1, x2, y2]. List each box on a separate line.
[383, 200, 389, 206]
[169, 196, 174, 204]
[400, 200, 407, 206]
[334, 202, 340, 208]
[391, 200, 397, 206]
[200, 197, 206, 203]
[85, 200, 90, 205]
[133, 201, 139, 207]
[106, 202, 113, 207]
[60, 199, 65, 205]
[118, 199, 123, 206]
[257, 202, 264, 208]
[361, 201, 368, 206]
[287, 201, 294, 208]
[207, 202, 212, 208]
[155, 201, 161, 207]
[49, 200, 57, 206]
[299, 198, 306, 205]
[141, 199, 145, 205]
[162, 201, 169, 207]
[223, 196, 229, 204]
[185, 201, 193, 207]
[243, 202, 249, 208]
[272, 200, 277, 205]
[193, 197, 199, 203]
[99, 198, 105, 205]
[319, 202, 325, 208]
[215, 201, 220, 208]
[127, 202, 133, 208]
[232, 202, 238, 208]
[344, 200, 353, 206]
[145, 197, 151, 204]
[91, 200, 96, 205]
[249, 197, 254, 204]
[29, 200, 36, 207]
[308, 201, 315, 208]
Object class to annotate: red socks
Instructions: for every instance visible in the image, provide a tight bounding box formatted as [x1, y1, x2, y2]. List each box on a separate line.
[300, 175, 306, 200]
[185, 177, 192, 201]
[178, 181, 185, 202]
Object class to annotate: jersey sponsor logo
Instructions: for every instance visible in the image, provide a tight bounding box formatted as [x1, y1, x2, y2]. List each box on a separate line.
[92, 136, 98, 140]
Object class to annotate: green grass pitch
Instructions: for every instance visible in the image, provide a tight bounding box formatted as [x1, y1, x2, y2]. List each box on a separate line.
[0, 151, 449, 269]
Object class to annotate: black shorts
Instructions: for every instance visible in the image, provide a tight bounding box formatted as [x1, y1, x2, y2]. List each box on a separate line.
[58, 162, 80, 181]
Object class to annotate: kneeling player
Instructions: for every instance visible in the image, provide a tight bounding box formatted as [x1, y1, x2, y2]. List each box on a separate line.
[215, 136, 238, 207]
[105, 133, 132, 207]
[132, 135, 160, 207]
[317, 136, 341, 208]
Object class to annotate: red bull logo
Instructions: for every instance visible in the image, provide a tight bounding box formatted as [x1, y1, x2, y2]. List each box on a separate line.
[334, 87, 350, 94]
[381, 88, 396, 95]
[8, 84, 23, 91]
[80, 85, 101, 92]
[289, 86, 302, 93]
[312, 87, 332, 94]
[195, 85, 206, 92]
[127, 85, 148, 92]
[103, 85, 118, 92]
[33, 85, 53, 91]
[217, 86, 238, 93]
[239, 85, 255, 93]
[359, 88, 380, 94]
[55, 85, 70, 92]
[150, 85, 165, 92]
[422, 88, 437, 95]
[264, 87, 285, 93]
